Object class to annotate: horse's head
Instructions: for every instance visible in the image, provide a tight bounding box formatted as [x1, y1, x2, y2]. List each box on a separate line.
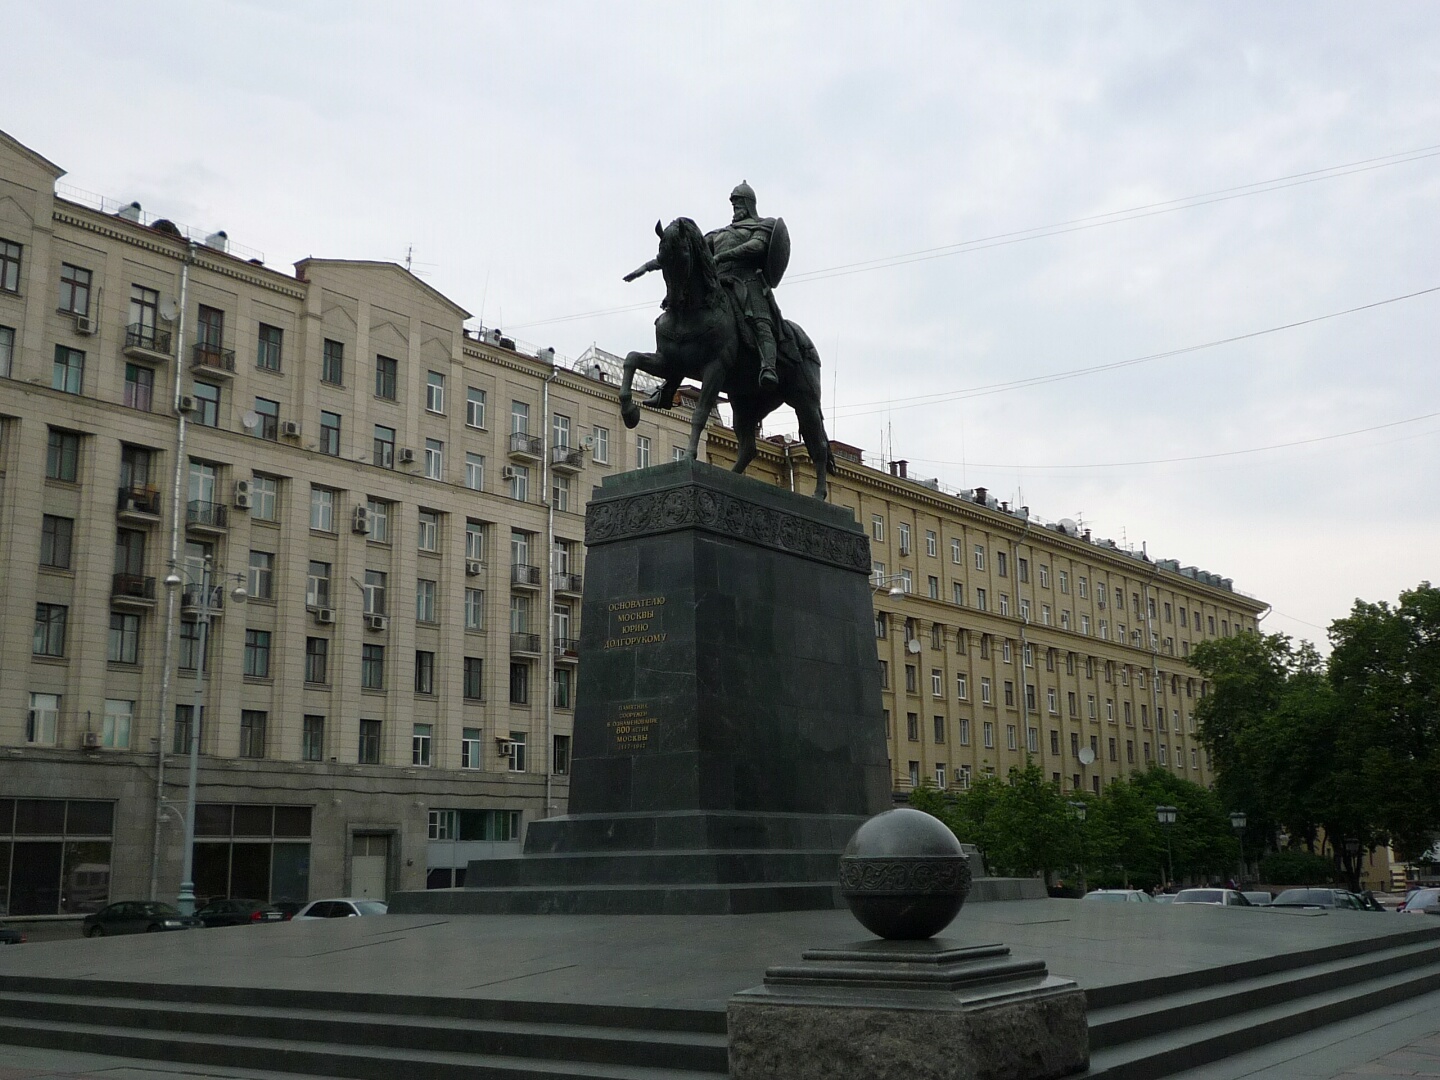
[656, 217, 719, 310]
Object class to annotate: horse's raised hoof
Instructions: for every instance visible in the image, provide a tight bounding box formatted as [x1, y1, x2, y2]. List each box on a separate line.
[619, 395, 640, 429]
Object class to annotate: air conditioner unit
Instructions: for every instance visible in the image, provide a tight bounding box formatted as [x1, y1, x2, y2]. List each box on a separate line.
[313, 608, 335, 625]
[74, 315, 96, 335]
[233, 492, 252, 510]
[465, 559, 483, 577]
[364, 614, 388, 632]
[351, 507, 372, 534]
[496, 738, 516, 757]
[82, 731, 101, 749]
[177, 394, 196, 414]
[280, 420, 301, 439]
[233, 478, 252, 499]
[398, 448, 416, 465]
[501, 465, 519, 482]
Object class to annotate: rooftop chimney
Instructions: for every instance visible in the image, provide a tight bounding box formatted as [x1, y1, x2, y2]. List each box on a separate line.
[974, 486, 988, 506]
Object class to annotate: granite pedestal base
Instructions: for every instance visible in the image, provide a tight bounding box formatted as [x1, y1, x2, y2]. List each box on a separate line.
[728, 939, 1088, 1080]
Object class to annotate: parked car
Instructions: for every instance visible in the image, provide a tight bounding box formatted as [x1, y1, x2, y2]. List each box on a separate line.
[1270, 888, 1364, 910]
[1398, 888, 1440, 915]
[194, 899, 288, 928]
[1082, 889, 1155, 903]
[82, 901, 202, 936]
[1172, 888, 1253, 907]
[1153, 893, 1174, 904]
[291, 898, 389, 920]
[1353, 891, 1388, 912]
[1243, 891, 1273, 907]
[0, 923, 25, 945]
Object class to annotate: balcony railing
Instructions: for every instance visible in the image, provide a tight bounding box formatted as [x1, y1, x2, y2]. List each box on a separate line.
[509, 632, 541, 655]
[549, 445, 584, 471]
[191, 341, 236, 375]
[186, 499, 228, 530]
[117, 485, 162, 517]
[181, 583, 225, 613]
[554, 636, 580, 659]
[508, 432, 543, 460]
[511, 563, 541, 588]
[111, 573, 156, 602]
[124, 323, 173, 357]
[554, 572, 583, 595]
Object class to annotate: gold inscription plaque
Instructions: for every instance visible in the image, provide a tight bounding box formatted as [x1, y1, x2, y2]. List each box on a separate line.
[602, 594, 668, 650]
[607, 702, 661, 753]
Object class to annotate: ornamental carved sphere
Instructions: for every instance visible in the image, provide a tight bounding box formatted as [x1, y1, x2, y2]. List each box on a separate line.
[838, 808, 972, 940]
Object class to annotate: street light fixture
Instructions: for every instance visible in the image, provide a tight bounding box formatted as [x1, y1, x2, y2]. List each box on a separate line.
[1155, 804, 1178, 889]
[1229, 811, 1247, 887]
[872, 572, 909, 598]
[1068, 800, 1088, 892]
[162, 557, 247, 915]
[1342, 837, 1364, 892]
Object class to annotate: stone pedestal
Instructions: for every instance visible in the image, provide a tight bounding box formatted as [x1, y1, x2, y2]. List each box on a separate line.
[728, 939, 1089, 1080]
[393, 460, 891, 915]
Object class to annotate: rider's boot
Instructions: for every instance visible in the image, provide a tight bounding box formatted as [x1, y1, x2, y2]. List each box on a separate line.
[642, 379, 679, 409]
[757, 323, 779, 390]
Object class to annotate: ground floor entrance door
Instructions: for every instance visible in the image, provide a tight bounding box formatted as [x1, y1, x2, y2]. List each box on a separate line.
[350, 834, 389, 900]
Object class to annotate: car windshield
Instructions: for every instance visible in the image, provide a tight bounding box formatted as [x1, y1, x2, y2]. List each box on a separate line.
[354, 901, 388, 916]
[1175, 890, 1225, 903]
[1273, 889, 1334, 906]
[1083, 892, 1131, 902]
[137, 903, 182, 916]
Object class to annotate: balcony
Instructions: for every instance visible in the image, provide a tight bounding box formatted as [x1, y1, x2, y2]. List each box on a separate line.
[554, 572, 583, 597]
[117, 485, 162, 524]
[111, 573, 157, 608]
[509, 632, 541, 656]
[180, 583, 226, 618]
[186, 499, 228, 534]
[550, 445, 584, 472]
[554, 636, 580, 662]
[123, 323, 173, 362]
[190, 342, 236, 379]
[508, 432, 543, 462]
[510, 563, 541, 590]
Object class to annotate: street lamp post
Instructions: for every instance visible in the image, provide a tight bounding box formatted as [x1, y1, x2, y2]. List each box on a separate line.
[1229, 810, 1247, 888]
[163, 557, 246, 915]
[1156, 804, 1178, 889]
[1068, 800, 1088, 894]
[1342, 837, 1364, 893]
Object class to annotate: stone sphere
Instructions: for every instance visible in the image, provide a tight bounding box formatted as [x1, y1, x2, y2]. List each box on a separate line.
[838, 808, 972, 940]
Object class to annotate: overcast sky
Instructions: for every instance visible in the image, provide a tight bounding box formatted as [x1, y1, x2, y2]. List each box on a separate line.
[8, 2, 1438, 649]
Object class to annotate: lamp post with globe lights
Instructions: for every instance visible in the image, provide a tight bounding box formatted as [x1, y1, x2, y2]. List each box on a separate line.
[1156, 804, 1178, 889]
[162, 557, 247, 914]
[1229, 811, 1247, 887]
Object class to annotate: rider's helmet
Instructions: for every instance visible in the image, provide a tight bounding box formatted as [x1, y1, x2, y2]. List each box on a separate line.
[730, 181, 758, 217]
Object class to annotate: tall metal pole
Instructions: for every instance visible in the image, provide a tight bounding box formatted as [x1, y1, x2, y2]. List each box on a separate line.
[177, 559, 210, 915]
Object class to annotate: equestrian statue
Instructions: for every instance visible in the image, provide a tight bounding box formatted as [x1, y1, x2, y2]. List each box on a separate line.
[620, 182, 835, 499]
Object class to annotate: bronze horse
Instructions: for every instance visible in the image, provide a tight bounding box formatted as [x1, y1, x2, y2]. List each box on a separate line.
[619, 217, 834, 499]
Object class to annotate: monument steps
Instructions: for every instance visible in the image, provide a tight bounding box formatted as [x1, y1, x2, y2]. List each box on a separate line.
[0, 980, 728, 1080]
[1081, 932, 1440, 1080]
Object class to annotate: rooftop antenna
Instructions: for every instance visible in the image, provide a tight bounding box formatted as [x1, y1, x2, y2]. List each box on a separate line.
[405, 245, 413, 273]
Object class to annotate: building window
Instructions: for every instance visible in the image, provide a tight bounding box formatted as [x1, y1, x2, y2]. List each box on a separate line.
[417, 510, 439, 552]
[124, 363, 154, 411]
[306, 562, 331, 609]
[108, 612, 140, 664]
[464, 657, 484, 700]
[101, 699, 132, 749]
[465, 520, 487, 562]
[930, 668, 943, 697]
[53, 345, 84, 394]
[509, 662, 530, 704]
[33, 603, 68, 657]
[925, 530, 937, 557]
[322, 339, 344, 385]
[461, 727, 482, 769]
[179, 620, 205, 672]
[416, 579, 438, 623]
[897, 522, 911, 555]
[414, 650, 436, 695]
[239, 710, 267, 758]
[27, 693, 59, 745]
[508, 731, 527, 772]
[304, 637, 329, 684]
[593, 426, 609, 464]
[1004, 681, 1015, 707]
[1007, 724, 1018, 750]
[367, 499, 390, 543]
[553, 417, 572, 448]
[40, 514, 74, 569]
[552, 473, 571, 512]
[511, 400, 530, 434]
[375, 355, 398, 400]
[554, 668, 572, 709]
[0, 238, 21, 292]
[983, 721, 994, 748]
[871, 515, 885, 541]
[412, 723, 433, 766]
[956, 673, 968, 700]
[426, 370, 445, 413]
[256, 324, 283, 371]
[508, 463, 529, 502]
[424, 438, 444, 480]
[309, 486, 335, 532]
[999, 593, 1010, 616]
[243, 629, 272, 678]
[319, 411, 341, 456]
[1039, 565, 1050, 588]
[958, 718, 970, 745]
[58, 263, 92, 315]
[0, 324, 13, 376]
[197, 305, 224, 353]
[247, 551, 274, 599]
[928, 575, 939, 599]
[952, 581, 964, 606]
[980, 677, 992, 704]
[975, 587, 987, 612]
[466, 386, 486, 428]
[933, 715, 946, 743]
[191, 381, 220, 426]
[465, 588, 485, 630]
[553, 734, 571, 776]
[358, 719, 381, 764]
[635, 435, 651, 469]
[363, 570, 387, 616]
[302, 715, 325, 761]
[361, 644, 385, 690]
[373, 425, 395, 468]
[465, 453, 485, 490]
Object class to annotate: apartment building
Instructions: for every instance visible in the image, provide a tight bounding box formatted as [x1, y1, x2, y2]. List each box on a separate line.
[0, 130, 696, 914]
[705, 433, 1268, 797]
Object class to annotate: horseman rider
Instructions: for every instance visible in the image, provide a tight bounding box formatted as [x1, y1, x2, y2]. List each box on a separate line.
[707, 181, 788, 391]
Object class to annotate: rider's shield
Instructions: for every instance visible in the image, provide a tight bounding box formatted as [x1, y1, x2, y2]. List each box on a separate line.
[765, 217, 791, 288]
